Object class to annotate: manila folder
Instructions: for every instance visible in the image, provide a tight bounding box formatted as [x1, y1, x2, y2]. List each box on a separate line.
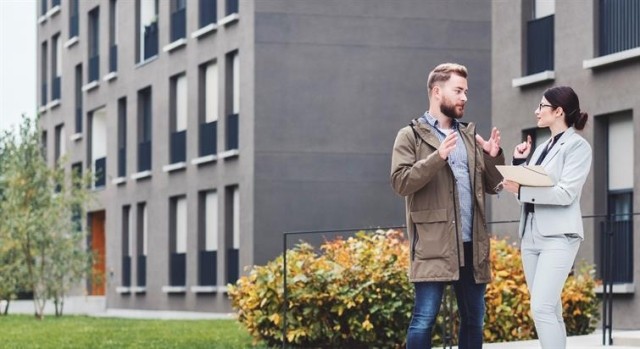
[495, 165, 554, 187]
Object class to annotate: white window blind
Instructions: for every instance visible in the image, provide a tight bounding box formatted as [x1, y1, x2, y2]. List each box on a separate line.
[608, 114, 633, 190]
[205, 191, 218, 251]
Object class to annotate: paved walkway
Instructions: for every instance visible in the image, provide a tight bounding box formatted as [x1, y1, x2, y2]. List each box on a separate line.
[466, 331, 640, 348]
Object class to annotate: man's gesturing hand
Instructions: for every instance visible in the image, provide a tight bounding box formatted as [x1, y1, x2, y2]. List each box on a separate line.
[439, 132, 458, 160]
[475, 127, 501, 157]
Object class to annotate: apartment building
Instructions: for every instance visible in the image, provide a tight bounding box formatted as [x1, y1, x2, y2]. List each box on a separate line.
[491, 0, 640, 329]
[37, 0, 492, 313]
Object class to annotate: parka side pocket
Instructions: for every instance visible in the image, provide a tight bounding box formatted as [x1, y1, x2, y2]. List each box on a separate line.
[410, 209, 449, 260]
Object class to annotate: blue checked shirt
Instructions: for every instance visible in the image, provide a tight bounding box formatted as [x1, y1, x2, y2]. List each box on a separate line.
[419, 112, 473, 242]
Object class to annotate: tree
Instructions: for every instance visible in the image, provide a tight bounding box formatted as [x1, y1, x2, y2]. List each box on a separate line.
[0, 115, 93, 319]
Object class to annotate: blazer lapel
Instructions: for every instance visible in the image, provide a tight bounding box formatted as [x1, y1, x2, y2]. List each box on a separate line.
[541, 128, 576, 166]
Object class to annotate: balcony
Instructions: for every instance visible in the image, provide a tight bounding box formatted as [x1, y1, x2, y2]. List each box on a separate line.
[227, 248, 239, 283]
[171, 8, 186, 42]
[199, 250, 217, 286]
[122, 256, 131, 287]
[118, 147, 126, 178]
[109, 44, 118, 73]
[137, 255, 146, 287]
[52, 76, 61, 101]
[170, 252, 186, 286]
[226, 0, 238, 15]
[200, 0, 217, 27]
[94, 156, 106, 188]
[226, 114, 238, 150]
[199, 121, 217, 156]
[526, 15, 554, 75]
[89, 54, 100, 82]
[170, 130, 187, 164]
[143, 22, 159, 60]
[599, 0, 640, 56]
[69, 13, 79, 38]
[138, 140, 152, 172]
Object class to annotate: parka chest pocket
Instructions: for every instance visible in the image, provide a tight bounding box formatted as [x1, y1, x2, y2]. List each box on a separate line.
[410, 209, 450, 260]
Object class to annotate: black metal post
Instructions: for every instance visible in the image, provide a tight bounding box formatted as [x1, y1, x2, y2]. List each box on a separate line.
[282, 232, 288, 349]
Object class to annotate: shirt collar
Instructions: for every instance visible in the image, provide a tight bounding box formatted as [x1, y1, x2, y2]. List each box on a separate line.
[420, 111, 459, 130]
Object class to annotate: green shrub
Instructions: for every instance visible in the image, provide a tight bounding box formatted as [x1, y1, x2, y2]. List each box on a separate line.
[228, 231, 600, 347]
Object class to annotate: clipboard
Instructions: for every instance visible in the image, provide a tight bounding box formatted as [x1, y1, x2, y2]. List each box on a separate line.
[495, 165, 554, 187]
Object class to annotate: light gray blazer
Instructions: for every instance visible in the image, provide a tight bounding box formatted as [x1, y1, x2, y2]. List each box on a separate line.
[517, 127, 592, 238]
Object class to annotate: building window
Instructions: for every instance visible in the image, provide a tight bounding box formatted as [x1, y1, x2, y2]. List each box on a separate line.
[169, 196, 187, 286]
[226, 185, 239, 283]
[41, 0, 47, 16]
[199, 190, 218, 286]
[138, 87, 152, 172]
[226, 0, 238, 16]
[137, 0, 159, 62]
[199, 0, 217, 28]
[171, 0, 187, 42]
[41, 41, 48, 106]
[598, 0, 640, 56]
[525, 0, 554, 75]
[109, 0, 118, 73]
[51, 33, 62, 101]
[137, 203, 148, 288]
[170, 73, 187, 164]
[41, 130, 48, 162]
[122, 205, 132, 287]
[89, 107, 107, 188]
[75, 64, 83, 133]
[118, 97, 127, 178]
[69, 0, 79, 39]
[606, 113, 634, 284]
[88, 6, 100, 83]
[225, 51, 239, 151]
[199, 61, 218, 156]
[54, 123, 65, 166]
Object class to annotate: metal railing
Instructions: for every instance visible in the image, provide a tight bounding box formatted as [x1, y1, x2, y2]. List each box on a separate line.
[170, 252, 186, 286]
[118, 147, 126, 178]
[137, 255, 146, 287]
[171, 8, 187, 42]
[199, 121, 217, 156]
[199, 250, 217, 286]
[226, 113, 239, 151]
[88, 54, 99, 82]
[69, 13, 79, 38]
[138, 140, 152, 172]
[109, 44, 118, 73]
[599, 0, 640, 56]
[227, 0, 239, 16]
[143, 22, 159, 60]
[170, 130, 187, 163]
[94, 156, 106, 188]
[51, 76, 61, 100]
[280, 213, 639, 348]
[200, 0, 217, 27]
[122, 256, 131, 287]
[227, 248, 239, 284]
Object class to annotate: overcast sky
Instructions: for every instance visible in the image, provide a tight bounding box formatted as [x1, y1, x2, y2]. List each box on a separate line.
[0, 0, 36, 134]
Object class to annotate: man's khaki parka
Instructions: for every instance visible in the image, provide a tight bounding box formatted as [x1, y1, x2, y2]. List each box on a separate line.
[390, 119, 504, 284]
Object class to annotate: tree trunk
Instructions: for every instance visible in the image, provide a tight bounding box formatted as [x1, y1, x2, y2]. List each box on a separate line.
[1, 300, 9, 315]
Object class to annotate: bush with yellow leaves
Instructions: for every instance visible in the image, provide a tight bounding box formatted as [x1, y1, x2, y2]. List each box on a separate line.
[228, 230, 599, 347]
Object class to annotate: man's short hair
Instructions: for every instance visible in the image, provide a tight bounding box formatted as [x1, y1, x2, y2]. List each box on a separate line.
[427, 63, 468, 97]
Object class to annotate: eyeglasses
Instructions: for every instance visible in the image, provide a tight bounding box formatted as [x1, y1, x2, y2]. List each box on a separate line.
[538, 103, 555, 111]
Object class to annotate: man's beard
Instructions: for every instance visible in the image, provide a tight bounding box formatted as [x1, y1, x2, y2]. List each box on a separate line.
[440, 98, 464, 119]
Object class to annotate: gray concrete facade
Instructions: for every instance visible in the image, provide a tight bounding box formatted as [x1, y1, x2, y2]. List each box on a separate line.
[37, 0, 492, 313]
[492, 0, 640, 330]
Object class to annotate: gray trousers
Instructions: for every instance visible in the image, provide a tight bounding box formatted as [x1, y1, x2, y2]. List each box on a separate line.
[521, 213, 581, 349]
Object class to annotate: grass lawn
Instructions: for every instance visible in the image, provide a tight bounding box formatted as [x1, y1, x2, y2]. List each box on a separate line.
[0, 315, 269, 348]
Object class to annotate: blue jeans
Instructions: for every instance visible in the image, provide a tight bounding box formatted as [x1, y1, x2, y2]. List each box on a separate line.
[406, 242, 486, 349]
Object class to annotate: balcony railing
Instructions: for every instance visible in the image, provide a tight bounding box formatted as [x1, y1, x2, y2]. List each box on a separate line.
[138, 140, 152, 172]
[199, 121, 217, 156]
[109, 44, 118, 73]
[226, 0, 238, 15]
[122, 256, 131, 287]
[199, 250, 217, 286]
[41, 82, 47, 106]
[226, 114, 239, 151]
[526, 15, 554, 75]
[171, 8, 186, 42]
[599, 0, 640, 56]
[94, 156, 106, 188]
[89, 54, 100, 82]
[118, 147, 126, 177]
[200, 0, 217, 27]
[52, 0, 60, 7]
[70, 13, 79, 38]
[75, 106, 82, 133]
[137, 255, 146, 287]
[227, 248, 239, 283]
[41, 0, 47, 16]
[170, 130, 187, 164]
[170, 252, 186, 286]
[52, 76, 61, 100]
[143, 22, 159, 60]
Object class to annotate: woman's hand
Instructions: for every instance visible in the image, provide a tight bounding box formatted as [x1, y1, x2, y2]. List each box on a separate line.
[513, 135, 532, 160]
[502, 180, 520, 195]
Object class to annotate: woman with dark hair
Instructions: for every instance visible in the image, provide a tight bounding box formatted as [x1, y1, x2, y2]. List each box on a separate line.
[502, 86, 592, 348]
